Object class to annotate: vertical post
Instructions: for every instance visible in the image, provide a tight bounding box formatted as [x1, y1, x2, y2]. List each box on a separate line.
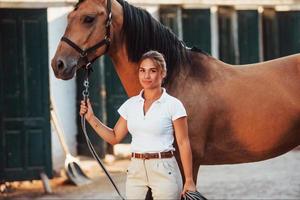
[40, 172, 52, 194]
[99, 57, 108, 154]
[177, 6, 183, 40]
[218, 6, 238, 64]
[232, 9, 239, 64]
[258, 6, 264, 62]
[211, 6, 219, 59]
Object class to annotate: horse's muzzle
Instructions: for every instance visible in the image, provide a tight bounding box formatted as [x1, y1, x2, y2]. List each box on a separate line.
[51, 57, 77, 80]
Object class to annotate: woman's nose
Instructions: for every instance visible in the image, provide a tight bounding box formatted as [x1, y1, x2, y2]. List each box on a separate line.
[145, 71, 150, 78]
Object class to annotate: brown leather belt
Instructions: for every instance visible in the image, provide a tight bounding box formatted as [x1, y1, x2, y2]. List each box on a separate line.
[132, 151, 174, 159]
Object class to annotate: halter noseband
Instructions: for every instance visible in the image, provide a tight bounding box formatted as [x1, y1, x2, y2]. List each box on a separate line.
[61, 0, 112, 67]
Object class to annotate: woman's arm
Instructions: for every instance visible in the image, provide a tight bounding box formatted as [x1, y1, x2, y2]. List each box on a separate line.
[80, 99, 128, 145]
[173, 116, 196, 194]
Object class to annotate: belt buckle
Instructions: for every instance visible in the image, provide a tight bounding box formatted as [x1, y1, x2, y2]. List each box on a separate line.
[144, 153, 150, 159]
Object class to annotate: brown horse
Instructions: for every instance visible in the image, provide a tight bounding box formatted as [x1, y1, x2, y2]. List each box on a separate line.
[51, 0, 300, 185]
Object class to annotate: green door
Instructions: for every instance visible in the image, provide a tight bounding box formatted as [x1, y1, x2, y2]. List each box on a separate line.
[218, 6, 237, 64]
[262, 8, 280, 61]
[277, 11, 300, 56]
[182, 9, 211, 54]
[160, 6, 181, 37]
[237, 10, 259, 64]
[262, 10, 300, 60]
[76, 60, 106, 157]
[160, 8, 211, 54]
[105, 57, 130, 144]
[0, 9, 52, 181]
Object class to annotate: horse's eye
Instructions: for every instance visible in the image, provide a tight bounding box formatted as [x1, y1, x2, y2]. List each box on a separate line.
[83, 16, 95, 24]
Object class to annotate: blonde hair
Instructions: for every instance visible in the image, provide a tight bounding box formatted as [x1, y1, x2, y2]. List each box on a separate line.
[139, 50, 167, 74]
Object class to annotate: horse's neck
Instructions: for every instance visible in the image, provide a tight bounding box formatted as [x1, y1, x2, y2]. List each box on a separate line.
[107, 0, 142, 97]
[109, 45, 142, 97]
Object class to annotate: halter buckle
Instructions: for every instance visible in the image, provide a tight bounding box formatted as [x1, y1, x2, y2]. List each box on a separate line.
[80, 51, 88, 57]
[104, 36, 111, 43]
[106, 12, 112, 27]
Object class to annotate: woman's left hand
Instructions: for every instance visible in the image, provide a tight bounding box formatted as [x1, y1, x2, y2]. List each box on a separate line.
[181, 179, 197, 197]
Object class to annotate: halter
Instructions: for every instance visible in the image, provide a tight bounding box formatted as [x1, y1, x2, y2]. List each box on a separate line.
[61, 0, 112, 67]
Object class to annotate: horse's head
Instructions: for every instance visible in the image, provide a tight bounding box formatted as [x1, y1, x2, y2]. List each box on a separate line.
[51, 0, 112, 80]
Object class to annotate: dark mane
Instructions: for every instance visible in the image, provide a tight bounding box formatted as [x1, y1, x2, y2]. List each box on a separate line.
[74, 0, 85, 10]
[117, 0, 202, 84]
[76, 0, 208, 83]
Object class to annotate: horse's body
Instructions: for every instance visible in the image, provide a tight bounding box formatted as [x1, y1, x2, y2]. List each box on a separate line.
[173, 54, 300, 166]
[51, 0, 300, 181]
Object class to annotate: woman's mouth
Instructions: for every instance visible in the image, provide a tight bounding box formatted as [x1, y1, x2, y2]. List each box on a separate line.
[142, 80, 152, 84]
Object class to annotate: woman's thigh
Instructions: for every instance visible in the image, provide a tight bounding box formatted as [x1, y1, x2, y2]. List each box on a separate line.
[146, 157, 183, 200]
[126, 158, 149, 199]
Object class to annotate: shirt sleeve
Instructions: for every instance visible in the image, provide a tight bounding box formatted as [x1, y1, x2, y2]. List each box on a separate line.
[170, 99, 187, 121]
[117, 99, 130, 120]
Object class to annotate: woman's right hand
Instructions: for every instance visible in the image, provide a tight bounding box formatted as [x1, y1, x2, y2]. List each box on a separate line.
[80, 99, 94, 122]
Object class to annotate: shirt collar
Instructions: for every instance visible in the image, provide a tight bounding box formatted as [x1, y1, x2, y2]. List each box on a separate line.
[138, 88, 167, 103]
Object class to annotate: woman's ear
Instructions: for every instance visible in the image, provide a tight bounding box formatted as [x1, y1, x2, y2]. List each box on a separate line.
[162, 70, 167, 79]
[161, 71, 166, 86]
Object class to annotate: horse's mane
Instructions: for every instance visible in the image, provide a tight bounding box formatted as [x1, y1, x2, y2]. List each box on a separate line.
[117, 0, 207, 83]
[76, 0, 208, 83]
[74, 0, 84, 10]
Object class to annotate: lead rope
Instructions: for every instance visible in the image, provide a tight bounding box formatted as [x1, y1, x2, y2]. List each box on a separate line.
[80, 64, 125, 200]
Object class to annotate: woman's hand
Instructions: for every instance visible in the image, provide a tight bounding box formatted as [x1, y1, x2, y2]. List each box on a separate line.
[181, 179, 197, 197]
[80, 99, 94, 122]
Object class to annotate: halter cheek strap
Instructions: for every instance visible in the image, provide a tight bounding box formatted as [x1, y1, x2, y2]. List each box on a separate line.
[61, 35, 111, 57]
[61, 0, 112, 66]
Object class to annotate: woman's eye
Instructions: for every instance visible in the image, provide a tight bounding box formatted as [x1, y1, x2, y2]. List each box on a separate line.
[83, 16, 95, 24]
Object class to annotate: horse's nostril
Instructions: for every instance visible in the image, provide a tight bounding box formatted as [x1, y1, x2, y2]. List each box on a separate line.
[57, 59, 65, 70]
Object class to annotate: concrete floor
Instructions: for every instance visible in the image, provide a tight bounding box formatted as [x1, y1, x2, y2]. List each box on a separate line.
[198, 150, 300, 199]
[2, 150, 299, 200]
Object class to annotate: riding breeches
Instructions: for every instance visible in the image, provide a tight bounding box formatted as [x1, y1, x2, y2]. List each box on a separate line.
[125, 157, 183, 200]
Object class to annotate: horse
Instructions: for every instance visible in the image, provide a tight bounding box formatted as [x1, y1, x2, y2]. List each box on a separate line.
[51, 0, 300, 192]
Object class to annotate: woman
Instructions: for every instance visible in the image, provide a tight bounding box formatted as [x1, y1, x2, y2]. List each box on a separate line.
[80, 50, 196, 199]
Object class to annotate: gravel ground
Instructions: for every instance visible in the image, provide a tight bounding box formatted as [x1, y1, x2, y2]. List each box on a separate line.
[198, 150, 300, 199]
[2, 150, 299, 200]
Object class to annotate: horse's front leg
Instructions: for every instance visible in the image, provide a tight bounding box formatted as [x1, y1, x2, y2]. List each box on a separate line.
[193, 160, 201, 183]
[174, 145, 204, 183]
[189, 129, 207, 184]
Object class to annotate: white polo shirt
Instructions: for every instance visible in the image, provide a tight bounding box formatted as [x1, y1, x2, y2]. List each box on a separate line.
[118, 88, 187, 153]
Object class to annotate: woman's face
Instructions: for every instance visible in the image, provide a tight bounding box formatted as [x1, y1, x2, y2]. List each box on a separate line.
[138, 58, 165, 90]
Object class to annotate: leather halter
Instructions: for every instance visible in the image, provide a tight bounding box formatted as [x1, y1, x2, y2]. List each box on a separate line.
[61, 0, 112, 67]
